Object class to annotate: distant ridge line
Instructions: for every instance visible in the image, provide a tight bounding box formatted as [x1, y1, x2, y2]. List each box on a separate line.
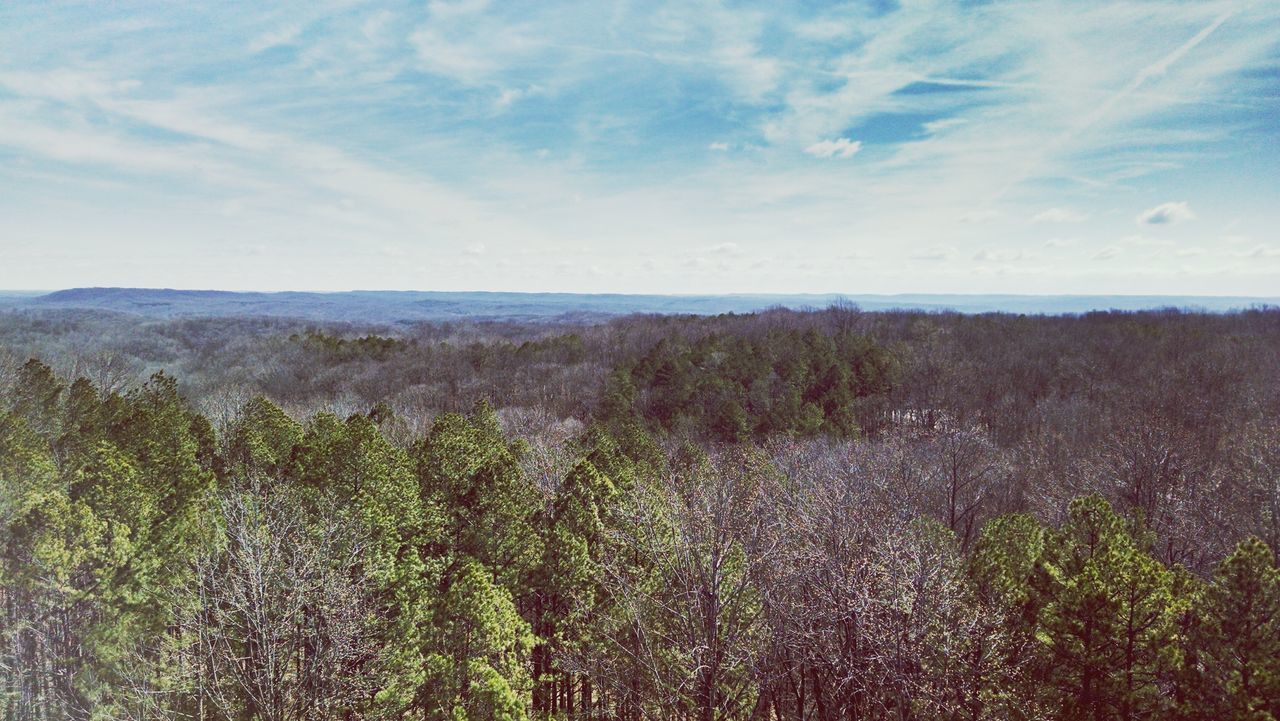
[2, 287, 1276, 324]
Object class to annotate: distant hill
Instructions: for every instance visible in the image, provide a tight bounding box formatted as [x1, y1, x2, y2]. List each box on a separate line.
[3, 287, 1276, 323]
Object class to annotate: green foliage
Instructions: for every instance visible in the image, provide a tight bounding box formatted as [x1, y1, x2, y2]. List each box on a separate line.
[1, 356, 1276, 721]
[0, 369, 215, 719]
[10, 358, 65, 437]
[417, 401, 541, 590]
[1188, 537, 1280, 720]
[420, 558, 533, 721]
[988, 497, 1179, 721]
[225, 395, 303, 477]
[514, 332, 587, 365]
[291, 329, 412, 361]
[972, 513, 1050, 612]
[613, 329, 897, 440]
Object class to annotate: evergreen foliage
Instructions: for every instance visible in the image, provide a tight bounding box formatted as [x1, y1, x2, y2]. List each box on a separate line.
[1, 358, 1277, 720]
[611, 329, 898, 441]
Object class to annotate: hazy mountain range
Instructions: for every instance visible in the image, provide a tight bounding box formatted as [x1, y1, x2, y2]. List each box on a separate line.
[0, 288, 1275, 324]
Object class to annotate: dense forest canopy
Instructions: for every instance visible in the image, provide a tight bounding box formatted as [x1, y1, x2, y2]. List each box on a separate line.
[1, 304, 1279, 720]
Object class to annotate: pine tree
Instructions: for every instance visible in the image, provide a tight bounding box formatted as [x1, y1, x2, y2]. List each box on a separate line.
[970, 513, 1054, 720]
[293, 411, 444, 718]
[1037, 496, 1178, 721]
[224, 395, 303, 480]
[1190, 537, 1280, 720]
[408, 401, 543, 718]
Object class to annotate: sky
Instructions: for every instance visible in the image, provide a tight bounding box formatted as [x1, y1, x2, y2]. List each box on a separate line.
[1, 1, 1278, 295]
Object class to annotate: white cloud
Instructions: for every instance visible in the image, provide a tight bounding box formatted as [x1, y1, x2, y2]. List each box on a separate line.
[1092, 247, 1122, 261]
[248, 24, 303, 54]
[792, 18, 857, 41]
[804, 138, 861, 158]
[1032, 207, 1088, 223]
[974, 248, 1031, 262]
[0, 111, 237, 180]
[464, 242, 487, 256]
[361, 10, 393, 41]
[1137, 201, 1196, 226]
[959, 209, 1002, 224]
[0, 69, 137, 103]
[411, 29, 498, 82]
[2, 2, 1279, 294]
[922, 117, 967, 134]
[427, 0, 491, 19]
[912, 245, 956, 261]
[496, 86, 539, 109]
[409, 1, 531, 85]
[712, 42, 781, 102]
[1121, 234, 1176, 248]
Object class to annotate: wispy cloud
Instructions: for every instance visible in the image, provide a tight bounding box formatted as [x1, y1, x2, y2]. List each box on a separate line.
[959, 209, 1003, 224]
[912, 245, 957, 262]
[707, 242, 742, 256]
[804, 138, 861, 158]
[1033, 208, 1088, 223]
[1137, 201, 1196, 226]
[975, 248, 1033, 262]
[1121, 234, 1177, 248]
[0, 1, 1276, 294]
[248, 24, 304, 54]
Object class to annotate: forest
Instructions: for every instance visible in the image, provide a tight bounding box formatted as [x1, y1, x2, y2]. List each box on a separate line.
[1, 304, 1279, 720]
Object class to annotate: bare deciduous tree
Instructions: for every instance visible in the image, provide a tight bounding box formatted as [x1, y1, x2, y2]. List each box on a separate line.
[180, 480, 375, 721]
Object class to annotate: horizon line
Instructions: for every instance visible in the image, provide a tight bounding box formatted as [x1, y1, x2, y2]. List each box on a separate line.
[8, 286, 1280, 301]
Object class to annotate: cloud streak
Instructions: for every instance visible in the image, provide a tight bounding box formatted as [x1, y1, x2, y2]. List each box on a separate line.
[804, 138, 862, 158]
[0, 1, 1276, 294]
[1033, 208, 1088, 223]
[1138, 202, 1196, 226]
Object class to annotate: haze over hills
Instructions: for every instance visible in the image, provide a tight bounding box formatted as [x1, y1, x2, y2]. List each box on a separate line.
[0, 287, 1275, 323]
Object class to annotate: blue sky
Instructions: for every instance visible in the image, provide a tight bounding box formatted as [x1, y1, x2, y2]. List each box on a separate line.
[1, 0, 1277, 294]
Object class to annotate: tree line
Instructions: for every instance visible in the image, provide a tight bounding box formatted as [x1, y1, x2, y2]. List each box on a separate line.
[2, 306, 1276, 449]
[2, 350, 1278, 720]
[604, 328, 897, 441]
